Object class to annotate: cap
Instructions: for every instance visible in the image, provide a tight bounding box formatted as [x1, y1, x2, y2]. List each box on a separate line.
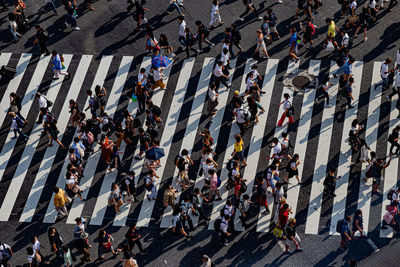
[234, 91, 239, 96]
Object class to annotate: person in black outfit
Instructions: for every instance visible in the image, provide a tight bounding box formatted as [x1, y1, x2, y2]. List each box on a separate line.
[388, 0, 398, 11]
[135, 80, 148, 113]
[238, 0, 261, 21]
[125, 223, 148, 254]
[224, 27, 235, 58]
[33, 25, 50, 56]
[0, 0, 7, 9]
[195, 20, 215, 52]
[389, 126, 400, 155]
[184, 27, 199, 58]
[324, 168, 339, 197]
[231, 24, 244, 54]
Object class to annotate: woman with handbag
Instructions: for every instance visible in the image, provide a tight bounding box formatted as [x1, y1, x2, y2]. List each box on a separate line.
[47, 227, 63, 258]
[46, 120, 67, 149]
[69, 99, 81, 128]
[145, 26, 160, 53]
[109, 182, 124, 213]
[97, 230, 120, 260]
[381, 200, 399, 229]
[65, 171, 84, 201]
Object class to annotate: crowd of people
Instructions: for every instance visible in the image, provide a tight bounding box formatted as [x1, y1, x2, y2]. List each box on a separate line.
[1, 0, 400, 266]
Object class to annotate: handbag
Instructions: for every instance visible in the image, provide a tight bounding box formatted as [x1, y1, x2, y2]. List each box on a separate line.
[124, 258, 139, 267]
[326, 41, 335, 52]
[104, 242, 112, 251]
[272, 226, 283, 238]
[124, 194, 134, 203]
[72, 184, 80, 194]
[383, 211, 394, 224]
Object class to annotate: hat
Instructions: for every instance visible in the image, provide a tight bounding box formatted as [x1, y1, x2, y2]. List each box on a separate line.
[234, 91, 239, 96]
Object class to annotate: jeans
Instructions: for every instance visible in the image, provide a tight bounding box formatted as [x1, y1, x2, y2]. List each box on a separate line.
[239, 4, 259, 18]
[167, 2, 182, 15]
[45, 1, 57, 14]
[13, 128, 28, 139]
[178, 35, 186, 48]
[66, 13, 77, 27]
[39, 42, 50, 55]
[10, 27, 21, 40]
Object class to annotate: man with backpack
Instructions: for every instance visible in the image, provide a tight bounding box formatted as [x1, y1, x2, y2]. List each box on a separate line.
[180, 196, 195, 230]
[8, 112, 29, 141]
[239, 194, 252, 228]
[0, 242, 13, 267]
[33, 24, 50, 56]
[340, 76, 355, 109]
[266, 8, 280, 40]
[219, 215, 232, 246]
[145, 170, 159, 201]
[135, 127, 151, 160]
[288, 27, 299, 61]
[235, 103, 249, 136]
[337, 216, 352, 250]
[277, 93, 294, 127]
[339, 30, 352, 53]
[195, 20, 215, 52]
[85, 90, 100, 120]
[333, 48, 350, 78]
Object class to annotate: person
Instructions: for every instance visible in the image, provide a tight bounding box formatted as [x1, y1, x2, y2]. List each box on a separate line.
[339, 216, 352, 250]
[65, 1, 80, 31]
[151, 66, 166, 90]
[210, 0, 223, 28]
[35, 92, 48, 124]
[165, 0, 183, 16]
[26, 247, 39, 267]
[95, 85, 107, 113]
[120, 171, 136, 202]
[73, 217, 92, 263]
[325, 18, 340, 49]
[177, 15, 187, 50]
[8, 12, 22, 42]
[31, 236, 49, 264]
[354, 7, 370, 42]
[338, 30, 351, 53]
[278, 204, 292, 229]
[48, 227, 63, 258]
[145, 170, 159, 201]
[266, 8, 280, 40]
[125, 223, 148, 254]
[184, 27, 199, 58]
[231, 24, 244, 54]
[254, 29, 269, 60]
[300, 17, 315, 48]
[109, 182, 123, 213]
[8, 112, 29, 140]
[372, 157, 391, 195]
[51, 51, 70, 79]
[387, 68, 400, 100]
[277, 93, 294, 127]
[341, 76, 355, 109]
[220, 215, 232, 246]
[213, 60, 230, 90]
[207, 83, 219, 116]
[133, 0, 149, 31]
[201, 255, 214, 267]
[382, 200, 399, 229]
[180, 196, 195, 230]
[172, 204, 192, 239]
[0, 242, 13, 267]
[9, 92, 27, 124]
[65, 172, 83, 201]
[283, 218, 303, 253]
[231, 134, 247, 166]
[288, 27, 299, 61]
[285, 154, 301, 184]
[342, 56, 355, 82]
[97, 230, 119, 260]
[163, 185, 177, 209]
[350, 0, 357, 16]
[255, 176, 270, 214]
[237, 0, 262, 21]
[175, 149, 194, 189]
[33, 24, 50, 56]
[351, 209, 366, 239]
[316, 76, 334, 106]
[235, 103, 249, 136]
[62, 246, 73, 267]
[239, 194, 252, 227]
[208, 169, 222, 201]
[388, 126, 400, 155]
[192, 188, 210, 223]
[53, 186, 68, 218]
[324, 168, 339, 197]
[376, 58, 393, 91]
[47, 120, 67, 149]
[195, 20, 215, 52]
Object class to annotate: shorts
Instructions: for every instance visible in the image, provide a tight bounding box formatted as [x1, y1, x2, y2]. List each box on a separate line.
[284, 233, 300, 247]
[236, 150, 244, 161]
[327, 35, 337, 43]
[288, 169, 299, 178]
[269, 26, 277, 33]
[373, 177, 382, 186]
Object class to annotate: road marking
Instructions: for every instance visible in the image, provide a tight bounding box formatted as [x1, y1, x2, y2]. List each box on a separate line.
[44, 55, 113, 223]
[87, 56, 134, 225]
[256, 59, 300, 233]
[232, 59, 279, 231]
[136, 58, 195, 227]
[159, 58, 215, 228]
[329, 61, 364, 235]
[20, 55, 93, 222]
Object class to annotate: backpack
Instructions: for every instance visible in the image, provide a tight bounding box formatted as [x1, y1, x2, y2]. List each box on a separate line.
[0, 244, 12, 261]
[239, 108, 250, 121]
[15, 116, 24, 128]
[219, 205, 228, 217]
[46, 111, 57, 123]
[152, 105, 161, 117]
[226, 159, 234, 172]
[175, 154, 184, 166]
[240, 182, 247, 194]
[336, 219, 344, 232]
[214, 218, 222, 231]
[387, 189, 395, 200]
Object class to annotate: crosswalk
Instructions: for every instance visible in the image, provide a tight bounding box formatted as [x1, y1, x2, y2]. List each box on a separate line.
[0, 52, 398, 238]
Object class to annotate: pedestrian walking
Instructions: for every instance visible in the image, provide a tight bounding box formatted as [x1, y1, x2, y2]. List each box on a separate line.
[351, 209, 366, 238]
[213, 60, 230, 90]
[145, 170, 159, 201]
[125, 223, 148, 254]
[208, 169, 222, 201]
[219, 215, 232, 246]
[254, 29, 269, 60]
[289, 27, 299, 61]
[96, 230, 119, 260]
[301, 17, 315, 48]
[388, 126, 400, 155]
[371, 157, 391, 195]
[266, 8, 280, 40]
[33, 25, 50, 56]
[277, 93, 294, 127]
[165, 0, 184, 16]
[338, 216, 352, 250]
[151, 66, 166, 90]
[316, 76, 334, 105]
[184, 27, 199, 58]
[354, 7, 370, 42]
[47, 227, 63, 258]
[51, 51, 70, 79]
[133, 0, 149, 31]
[62, 246, 73, 267]
[65, 1, 80, 31]
[340, 76, 355, 109]
[175, 149, 194, 189]
[210, 0, 223, 28]
[0, 242, 13, 267]
[53, 186, 69, 218]
[46, 121, 67, 149]
[235, 103, 249, 136]
[381, 200, 399, 229]
[375, 57, 393, 90]
[323, 168, 339, 197]
[237, 0, 262, 21]
[325, 18, 340, 49]
[177, 15, 186, 50]
[8, 112, 29, 140]
[283, 218, 303, 253]
[108, 182, 123, 213]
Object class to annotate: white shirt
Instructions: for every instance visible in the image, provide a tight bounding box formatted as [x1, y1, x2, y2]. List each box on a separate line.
[38, 95, 47, 109]
[9, 20, 17, 29]
[138, 72, 146, 85]
[282, 138, 289, 149]
[32, 239, 41, 252]
[28, 252, 36, 263]
[396, 50, 400, 67]
[153, 68, 163, 81]
[201, 162, 214, 180]
[66, 178, 76, 187]
[208, 87, 217, 101]
[236, 107, 247, 123]
[369, 0, 376, 9]
[341, 33, 349, 47]
[251, 69, 260, 81]
[282, 99, 291, 111]
[211, 4, 219, 15]
[381, 62, 389, 78]
[220, 52, 230, 66]
[273, 142, 282, 157]
[213, 64, 223, 77]
[246, 76, 255, 90]
[220, 218, 229, 233]
[223, 204, 234, 216]
[350, 0, 357, 10]
[222, 43, 229, 51]
[179, 20, 186, 36]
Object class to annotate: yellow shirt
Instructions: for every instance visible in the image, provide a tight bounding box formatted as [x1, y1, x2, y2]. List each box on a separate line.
[328, 22, 336, 38]
[235, 140, 244, 152]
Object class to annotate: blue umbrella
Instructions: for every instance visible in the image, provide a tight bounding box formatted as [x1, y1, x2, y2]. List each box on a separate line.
[145, 147, 165, 160]
[152, 56, 172, 68]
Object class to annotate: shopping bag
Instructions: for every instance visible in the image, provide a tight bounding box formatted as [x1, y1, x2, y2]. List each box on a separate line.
[272, 227, 283, 238]
[131, 94, 137, 103]
[326, 41, 335, 52]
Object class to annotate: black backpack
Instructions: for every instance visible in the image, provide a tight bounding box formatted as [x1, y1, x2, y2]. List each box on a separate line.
[91, 96, 100, 110]
[336, 219, 344, 232]
[152, 105, 161, 117]
[240, 182, 247, 194]
[214, 218, 222, 231]
[0, 244, 12, 261]
[42, 30, 49, 41]
[387, 189, 395, 200]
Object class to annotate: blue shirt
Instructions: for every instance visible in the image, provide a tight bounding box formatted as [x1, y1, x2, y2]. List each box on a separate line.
[268, 13, 277, 27]
[71, 141, 85, 160]
[341, 221, 350, 235]
[290, 33, 298, 48]
[343, 61, 352, 75]
[52, 54, 62, 71]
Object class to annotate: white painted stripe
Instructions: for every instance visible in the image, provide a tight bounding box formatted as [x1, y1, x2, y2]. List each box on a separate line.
[0, 53, 12, 82]
[206, 59, 257, 230]
[113, 57, 153, 227]
[329, 61, 364, 235]
[304, 62, 339, 234]
[87, 56, 134, 225]
[232, 59, 279, 231]
[0, 54, 32, 180]
[256, 60, 300, 233]
[356, 62, 382, 235]
[380, 71, 399, 238]
[65, 56, 132, 224]
[43, 55, 113, 223]
[0, 55, 73, 221]
[20, 55, 93, 222]
[159, 58, 215, 228]
[136, 58, 195, 227]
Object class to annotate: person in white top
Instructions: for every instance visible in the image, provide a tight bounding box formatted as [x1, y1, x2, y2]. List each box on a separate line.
[339, 31, 350, 52]
[387, 68, 400, 100]
[8, 13, 22, 42]
[35, 92, 48, 124]
[220, 47, 230, 68]
[151, 67, 166, 90]
[277, 93, 294, 127]
[377, 57, 393, 90]
[0, 242, 12, 266]
[9, 112, 29, 140]
[213, 60, 230, 90]
[396, 48, 400, 69]
[210, 0, 223, 28]
[219, 215, 231, 245]
[178, 15, 187, 49]
[350, 0, 357, 16]
[207, 83, 219, 115]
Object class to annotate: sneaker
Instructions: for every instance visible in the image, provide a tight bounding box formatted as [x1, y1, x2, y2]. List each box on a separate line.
[277, 0, 283, 3]
[224, 242, 229, 246]
[237, 17, 245, 21]
[363, 37, 368, 42]
[211, 43, 216, 47]
[73, 27, 80, 31]
[256, 16, 263, 21]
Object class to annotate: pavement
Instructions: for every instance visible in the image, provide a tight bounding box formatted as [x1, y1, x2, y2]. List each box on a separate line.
[0, 0, 400, 266]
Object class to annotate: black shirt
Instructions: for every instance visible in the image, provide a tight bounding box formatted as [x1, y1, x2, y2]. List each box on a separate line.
[285, 225, 296, 239]
[324, 174, 336, 187]
[37, 29, 48, 43]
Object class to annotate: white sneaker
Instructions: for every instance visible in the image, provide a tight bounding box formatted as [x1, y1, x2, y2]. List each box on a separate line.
[73, 27, 80, 31]
[277, 0, 283, 3]
[237, 17, 245, 21]
[65, 22, 70, 28]
[210, 43, 216, 47]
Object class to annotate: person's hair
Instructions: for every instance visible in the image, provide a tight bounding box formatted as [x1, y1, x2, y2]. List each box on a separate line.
[195, 20, 202, 26]
[288, 218, 296, 225]
[345, 215, 351, 221]
[386, 57, 392, 64]
[322, 76, 330, 84]
[349, 77, 355, 83]
[178, 15, 184, 21]
[272, 137, 279, 143]
[226, 199, 232, 205]
[208, 169, 216, 175]
[224, 214, 230, 220]
[8, 12, 16, 21]
[194, 188, 200, 194]
[329, 168, 336, 173]
[223, 47, 228, 54]
[53, 186, 60, 193]
[62, 245, 69, 252]
[282, 204, 289, 209]
[47, 226, 56, 237]
[26, 247, 34, 255]
[325, 18, 331, 23]
[282, 132, 288, 138]
[98, 229, 106, 243]
[243, 194, 250, 200]
[217, 60, 223, 66]
[356, 209, 362, 215]
[213, 0, 218, 4]
[86, 89, 93, 96]
[235, 135, 241, 142]
[34, 24, 41, 29]
[284, 93, 290, 99]
[181, 149, 189, 156]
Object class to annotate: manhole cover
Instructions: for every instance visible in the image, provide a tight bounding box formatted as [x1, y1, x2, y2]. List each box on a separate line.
[292, 75, 311, 89]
